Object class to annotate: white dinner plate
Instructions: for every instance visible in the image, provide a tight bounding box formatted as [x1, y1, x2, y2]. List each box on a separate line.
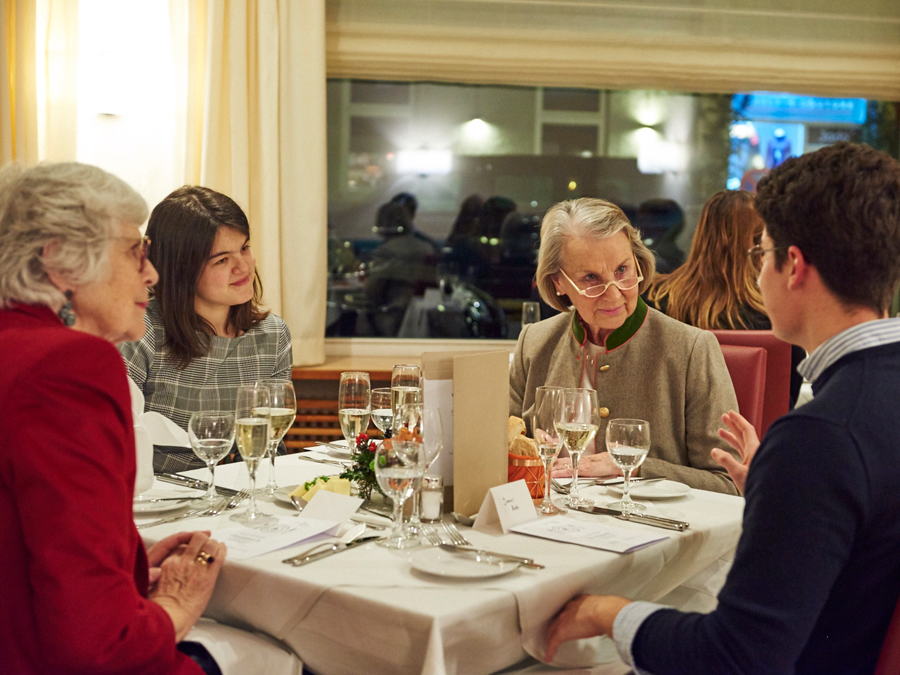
[315, 439, 353, 458]
[604, 479, 690, 500]
[133, 490, 198, 514]
[410, 547, 519, 579]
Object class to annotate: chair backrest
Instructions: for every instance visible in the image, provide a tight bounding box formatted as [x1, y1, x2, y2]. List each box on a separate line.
[718, 344, 767, 439]
[875, 594, 900, 675]
[710, 330, 792, 437]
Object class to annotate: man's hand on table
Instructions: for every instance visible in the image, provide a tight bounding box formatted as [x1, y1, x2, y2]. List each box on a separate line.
[711, 410, 760, 495]
[545, 594, 632, 662]
[149, 531, 226, 641]
[552, 452, 622, 478]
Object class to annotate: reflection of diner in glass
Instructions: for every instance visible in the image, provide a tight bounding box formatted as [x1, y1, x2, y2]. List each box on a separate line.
[118, 186, 293, 472]
[509, 197, 740, 494]
[546, 141, 900, 675]
[0, 163, 298, 674]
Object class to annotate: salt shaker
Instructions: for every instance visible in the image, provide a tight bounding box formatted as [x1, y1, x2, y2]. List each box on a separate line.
[420, 476, 444, 523]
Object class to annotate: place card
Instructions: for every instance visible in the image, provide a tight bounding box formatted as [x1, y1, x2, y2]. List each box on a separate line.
[511, 516, 668, 553]
[473, 480, 538, 534]
[210, 515, 340, 560]
[299, 490, 363, 523]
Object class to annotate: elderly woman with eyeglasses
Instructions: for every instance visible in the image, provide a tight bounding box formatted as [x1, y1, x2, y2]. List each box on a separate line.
[510, 198, 740, 494]
[0, 163, 301, 674]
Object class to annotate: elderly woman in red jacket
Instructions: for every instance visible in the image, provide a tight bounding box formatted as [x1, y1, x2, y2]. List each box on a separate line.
[0, 163, 250, 674]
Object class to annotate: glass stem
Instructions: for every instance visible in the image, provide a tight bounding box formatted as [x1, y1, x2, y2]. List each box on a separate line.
[391, 496, 403, 540]
[541, 457, 553, 510]
[622, 469, 632, 511]
[266, 442, 277, 490]
[207, 462, 216, 501]
[409, 489, 420, 526]
[570, 451, 581, 500]
[247, 463, 258, 515]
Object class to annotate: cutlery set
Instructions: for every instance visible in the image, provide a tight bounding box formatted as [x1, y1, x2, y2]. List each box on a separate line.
[137, 489, 249, 529]
[155, 472, 239, 497]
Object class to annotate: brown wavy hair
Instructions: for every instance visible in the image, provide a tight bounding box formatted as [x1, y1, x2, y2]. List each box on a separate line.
[646, 190, 766, 329]
[146, 186, 268, 367]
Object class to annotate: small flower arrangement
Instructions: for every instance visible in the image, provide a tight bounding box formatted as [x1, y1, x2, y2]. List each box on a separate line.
[339, 432, 383, 501]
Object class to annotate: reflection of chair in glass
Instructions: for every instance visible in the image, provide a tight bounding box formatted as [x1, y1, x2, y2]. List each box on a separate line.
[710, 330, 791, 437]
[718, 344, 767, 438]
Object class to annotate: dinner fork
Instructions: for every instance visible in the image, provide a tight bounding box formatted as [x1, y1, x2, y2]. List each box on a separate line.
[421, 525, 444, 546]
[137, 498, 227, 529]
[441, 521, 471, 547]
[550, 478, 572, 494]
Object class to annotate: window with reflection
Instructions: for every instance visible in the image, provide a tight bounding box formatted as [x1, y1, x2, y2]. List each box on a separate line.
[325, 80, 898, 340]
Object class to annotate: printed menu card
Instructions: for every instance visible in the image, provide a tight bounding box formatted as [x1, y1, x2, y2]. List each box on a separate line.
[512, 516, 669, 553]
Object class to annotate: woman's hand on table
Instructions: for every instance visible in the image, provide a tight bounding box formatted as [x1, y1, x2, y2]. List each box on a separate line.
[552, 452, 622, 478]
[149, 531, 226, 641]
[545, 594, 631, 662]
[711, 410, 760, 495]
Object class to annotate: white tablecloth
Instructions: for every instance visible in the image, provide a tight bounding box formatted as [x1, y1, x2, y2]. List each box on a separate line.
[138, 455, 743, 675]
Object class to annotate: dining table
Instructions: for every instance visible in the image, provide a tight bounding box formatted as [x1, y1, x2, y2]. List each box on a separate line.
[136, 452, 744, 675]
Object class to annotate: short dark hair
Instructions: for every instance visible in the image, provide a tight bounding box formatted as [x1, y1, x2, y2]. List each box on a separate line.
[146, 186, 268, 367]
[755, 142, 900, 313]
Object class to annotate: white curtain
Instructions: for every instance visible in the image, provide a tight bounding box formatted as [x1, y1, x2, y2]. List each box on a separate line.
[1, 0, 39, 165]
[179, 0, 328, 366]
[325, 0, 900, 100]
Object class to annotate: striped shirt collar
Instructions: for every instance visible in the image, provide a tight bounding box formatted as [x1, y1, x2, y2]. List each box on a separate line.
[797, 317, 900, 383]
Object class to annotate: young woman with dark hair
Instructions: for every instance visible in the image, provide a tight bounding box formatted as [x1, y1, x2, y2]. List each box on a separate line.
[119, 186, 292, 471]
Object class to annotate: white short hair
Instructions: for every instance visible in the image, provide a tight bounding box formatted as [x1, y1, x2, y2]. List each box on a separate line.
[0, 162, 148, 308]
[535, 197, 656, 312]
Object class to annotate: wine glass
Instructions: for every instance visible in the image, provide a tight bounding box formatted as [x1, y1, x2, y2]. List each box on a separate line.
[257, 380, 297, 497]
[393, 401, 443, 536]
[375, 435, 425, 549]
[231, 384, 272, 523]
[188, 411, 235, 504]
[532, 386, 565, 515]
[556, 388, 599, 508]
[338, 372, 371, 445]
[370, 388, 393, 437]
[391, 364, 421, 417]
[605, 419, 651, 515]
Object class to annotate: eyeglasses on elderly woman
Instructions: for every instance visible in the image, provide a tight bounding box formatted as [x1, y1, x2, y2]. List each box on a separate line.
[557, 261, 644, 299]
[113, 235, 151, 272]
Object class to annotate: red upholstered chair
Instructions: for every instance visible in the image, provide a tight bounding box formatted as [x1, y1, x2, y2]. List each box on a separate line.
[717, 344, 767, 439]
[710, 330, 792, 437]
[875, 595, 900, 675]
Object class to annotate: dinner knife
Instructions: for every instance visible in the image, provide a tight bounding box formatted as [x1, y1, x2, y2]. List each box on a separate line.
[438, 543, 545, 569]
[572, 505, 690, 531]
[282, 535, 380, 566]
[597, 477, 667, 486]
[155, 473, 238, 497]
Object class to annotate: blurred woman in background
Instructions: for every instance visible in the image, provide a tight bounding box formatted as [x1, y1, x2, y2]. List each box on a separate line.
[646, 190, 767, 329]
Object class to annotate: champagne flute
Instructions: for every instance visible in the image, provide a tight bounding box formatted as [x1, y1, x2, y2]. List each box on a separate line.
[370, 388, 393, 437]
[231, 384, 272, 523]
[391, 364, 421, 418]
[375, 435, 425, 549]
[257, 380, 297, 497]
[605, 419, 651, 515]
[339, 372, 371, 445]
[188, 411, 235, 504]
[556, 388, 599, 508]
[532, 386, 565, 515]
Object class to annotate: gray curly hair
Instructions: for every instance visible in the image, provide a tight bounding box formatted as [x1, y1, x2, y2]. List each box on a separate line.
[535, 197, 656, 312]
[0, 162, 148, 309]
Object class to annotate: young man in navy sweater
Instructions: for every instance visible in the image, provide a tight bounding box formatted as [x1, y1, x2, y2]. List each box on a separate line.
[545, 142, 900, 675]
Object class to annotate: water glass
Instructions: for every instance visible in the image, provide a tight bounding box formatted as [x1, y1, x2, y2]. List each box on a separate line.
[188, 411, 235, 504]
[605, 419, 651, 515]
[521, 301, 541, 327]
[375, 438, 425, 549]
[370, 388, 393, 437]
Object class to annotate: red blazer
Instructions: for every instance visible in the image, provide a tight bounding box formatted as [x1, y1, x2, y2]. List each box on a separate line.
[0, 304, 201, 675]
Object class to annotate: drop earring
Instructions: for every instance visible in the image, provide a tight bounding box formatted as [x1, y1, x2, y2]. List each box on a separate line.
[58, 290, 76, 327]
